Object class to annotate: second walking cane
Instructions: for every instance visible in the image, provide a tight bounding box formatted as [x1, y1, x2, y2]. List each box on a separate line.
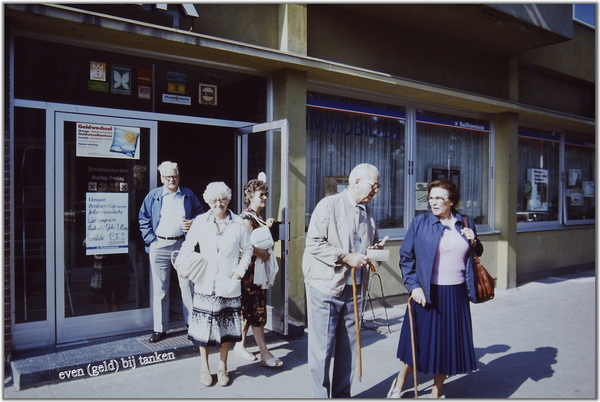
[407, 295, 419, 398]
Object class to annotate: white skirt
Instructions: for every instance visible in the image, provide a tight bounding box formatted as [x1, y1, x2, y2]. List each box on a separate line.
[187, 291, 242, 347]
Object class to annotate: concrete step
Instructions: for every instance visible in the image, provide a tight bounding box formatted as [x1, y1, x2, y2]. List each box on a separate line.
[10, 328, 198, 391]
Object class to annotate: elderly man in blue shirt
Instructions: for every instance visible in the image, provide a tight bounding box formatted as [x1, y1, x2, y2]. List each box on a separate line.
[139, 161, 203, 343]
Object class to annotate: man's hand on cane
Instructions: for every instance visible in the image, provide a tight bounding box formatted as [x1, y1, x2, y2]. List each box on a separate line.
[342, 252, 369, 269]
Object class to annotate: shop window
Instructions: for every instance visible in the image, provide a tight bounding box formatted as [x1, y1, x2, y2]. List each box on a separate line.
[416, 110, 490, 225]
[306, 93, 406, 230]
[517, 129, 560, 223]
[564, 133, 595, 223]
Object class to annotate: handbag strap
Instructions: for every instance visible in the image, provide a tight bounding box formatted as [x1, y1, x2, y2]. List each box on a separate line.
[462, 216, 481, 263]
[462, 216, 476, 250]
[246, 210, 268, 227]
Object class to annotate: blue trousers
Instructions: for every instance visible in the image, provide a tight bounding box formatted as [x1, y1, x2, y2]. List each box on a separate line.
[306, 284, 362, 398]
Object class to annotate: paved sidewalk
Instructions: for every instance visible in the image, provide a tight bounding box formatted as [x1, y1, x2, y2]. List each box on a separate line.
[4, 270, 595, 398]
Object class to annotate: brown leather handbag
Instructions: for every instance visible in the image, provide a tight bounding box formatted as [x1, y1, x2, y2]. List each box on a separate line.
[463, 217, 495, 303]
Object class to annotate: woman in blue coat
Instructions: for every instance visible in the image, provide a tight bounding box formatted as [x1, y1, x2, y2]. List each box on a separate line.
[388, 179, 483, 398]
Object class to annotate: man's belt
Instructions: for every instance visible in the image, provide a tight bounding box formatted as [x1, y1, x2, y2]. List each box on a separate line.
[157, 235, 185, 240]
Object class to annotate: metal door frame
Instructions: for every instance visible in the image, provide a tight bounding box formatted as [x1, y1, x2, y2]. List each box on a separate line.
[236, 119, 290, 335]
[12, 100, 275, 348]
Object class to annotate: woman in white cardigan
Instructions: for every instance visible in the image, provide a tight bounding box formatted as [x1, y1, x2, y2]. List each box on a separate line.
[176, 182, 253, 387]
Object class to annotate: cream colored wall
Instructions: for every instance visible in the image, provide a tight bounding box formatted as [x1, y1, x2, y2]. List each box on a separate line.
[514, 23, 595, 84]
[306, 5, 510, 100]
[516, 228, 595, 276]
[494, 113, 519, 289]
[272, 69, 308, 324]
[192, 4, 280, 49]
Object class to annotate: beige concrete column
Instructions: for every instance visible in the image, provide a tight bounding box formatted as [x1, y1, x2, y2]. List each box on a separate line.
[272, 68, 307, 324]
[278, 4, 307, 54]
[494, 112, 519, 289]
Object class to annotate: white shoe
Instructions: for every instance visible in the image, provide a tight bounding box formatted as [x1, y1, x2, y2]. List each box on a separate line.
[233, 343, 257, 361]
[387, 377, 402, 398]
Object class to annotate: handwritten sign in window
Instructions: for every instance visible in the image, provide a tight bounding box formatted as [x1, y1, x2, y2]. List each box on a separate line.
[86, 193, 129, 255]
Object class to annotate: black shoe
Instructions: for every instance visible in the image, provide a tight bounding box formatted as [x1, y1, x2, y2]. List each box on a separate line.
[149, 332, 166, 343]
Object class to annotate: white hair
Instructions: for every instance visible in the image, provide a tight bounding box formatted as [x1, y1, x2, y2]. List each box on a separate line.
[157, 161, 179, 175]
[203, 182, 232, 204]
[348, 163, 378, 184]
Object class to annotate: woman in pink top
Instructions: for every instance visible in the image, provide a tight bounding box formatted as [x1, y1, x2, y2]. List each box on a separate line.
[388, 179, 484, 398]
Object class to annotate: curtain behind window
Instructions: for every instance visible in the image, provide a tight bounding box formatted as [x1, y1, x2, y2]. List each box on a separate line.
[416, 111, 489, 224]
[306, 94, 406, 230]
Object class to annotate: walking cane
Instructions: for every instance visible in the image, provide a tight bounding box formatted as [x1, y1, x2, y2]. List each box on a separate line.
[407, 295, 419, 398]
[352, 261, 378, 382]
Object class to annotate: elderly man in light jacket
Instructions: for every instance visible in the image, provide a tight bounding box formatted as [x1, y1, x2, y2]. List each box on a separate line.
[303, 163, 387, 398]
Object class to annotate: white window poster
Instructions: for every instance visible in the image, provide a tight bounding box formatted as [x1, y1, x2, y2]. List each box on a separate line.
[416, 182, 429, 211]
[86, 192, 129, 255]
[583, 181, 595, 198]
[526, 168, 549, 212]
[76, 123, 140, 159]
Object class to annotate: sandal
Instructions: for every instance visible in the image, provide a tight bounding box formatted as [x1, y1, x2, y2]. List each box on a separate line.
[260, 356, 283, 368]
[234, 343, 257, 361]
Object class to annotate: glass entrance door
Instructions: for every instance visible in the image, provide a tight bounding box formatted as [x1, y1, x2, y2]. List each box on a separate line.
[56, 113, 156, 343]
[237, 120, 290, 335]
[37, 107, 284, 346]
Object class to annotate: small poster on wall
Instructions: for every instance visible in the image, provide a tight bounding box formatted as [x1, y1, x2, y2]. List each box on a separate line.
[76, 123, 141, 159]
[525, 168, 548, 211]
[111, 65, 132, 95]
[199, 84, 217, 105]
[86, 192, 128, 255]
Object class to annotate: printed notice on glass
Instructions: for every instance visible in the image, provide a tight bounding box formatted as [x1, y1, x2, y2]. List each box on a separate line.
[76, 123, 141, 160]
[526, 168, 548, 212]
[86, 193, 128, 255]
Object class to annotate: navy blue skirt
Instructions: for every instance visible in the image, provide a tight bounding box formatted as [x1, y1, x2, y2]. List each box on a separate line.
[396, 283, 477, 376]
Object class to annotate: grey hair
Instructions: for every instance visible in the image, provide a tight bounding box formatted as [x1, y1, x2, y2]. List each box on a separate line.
[348, 163, 378, 184]
[203, 182, 232, 204]
[157, 161, 179, 175]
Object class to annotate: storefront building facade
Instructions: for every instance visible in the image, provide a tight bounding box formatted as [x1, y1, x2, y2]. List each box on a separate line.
[4, 4, 595, 361]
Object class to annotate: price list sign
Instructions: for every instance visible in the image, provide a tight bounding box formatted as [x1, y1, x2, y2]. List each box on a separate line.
[86, 192, 129, 255]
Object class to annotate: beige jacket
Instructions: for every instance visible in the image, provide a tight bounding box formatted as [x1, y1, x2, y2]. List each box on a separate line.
[302, 190, 379, 298]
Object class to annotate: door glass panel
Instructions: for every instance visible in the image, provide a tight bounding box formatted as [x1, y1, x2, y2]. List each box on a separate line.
[157, 122, 238, 206]
[14, 107, 47, 323]
[63, 121, 150, 317]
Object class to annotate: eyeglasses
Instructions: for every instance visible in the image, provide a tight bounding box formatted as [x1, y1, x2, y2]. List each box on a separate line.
[209, 198, 229, 205]
[364, 179, 382, 191]
[162, 175, 179, 181]
[428, 197, 449, 204]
